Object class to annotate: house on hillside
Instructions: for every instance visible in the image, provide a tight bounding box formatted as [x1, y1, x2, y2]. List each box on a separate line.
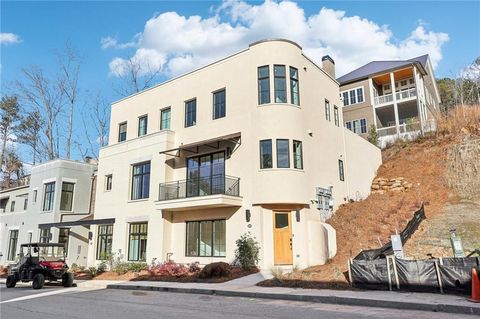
[338, 55, 441, 148]
[87, 39, 382, 270]
[0, 159, 97, 267]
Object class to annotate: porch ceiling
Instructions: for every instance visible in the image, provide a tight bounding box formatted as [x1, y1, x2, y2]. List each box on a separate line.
[372, 67, 414, 85]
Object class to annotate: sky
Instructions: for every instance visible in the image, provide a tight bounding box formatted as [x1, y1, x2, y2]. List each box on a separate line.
[1, 0, 479, 162]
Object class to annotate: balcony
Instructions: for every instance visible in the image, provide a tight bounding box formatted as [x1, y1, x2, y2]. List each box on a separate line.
[374, 88, 417, 106]
[156, 175, 242, 211]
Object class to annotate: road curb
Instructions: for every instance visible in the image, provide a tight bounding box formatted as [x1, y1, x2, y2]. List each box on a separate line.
[106, 284, 480, 315]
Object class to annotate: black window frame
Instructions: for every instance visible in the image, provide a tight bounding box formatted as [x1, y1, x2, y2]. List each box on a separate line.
[43, 182, 55, 211]
[257, 65, 270, 104]
[360, 118, 367, 134]
[289, 66, 300, 105]
[58, 228, 70, 256]
[118, 122, 127, 142]
[39, 228, 51, 243]
[325, 100, 331, 121]
[274, 65, 287, 103]
[357, 88, 364, 103]
[138, 115, 148, 137]
[160, 107, 171, 130]
[293, 140, 303, 169]
[334, 105, 339, 126]
[96, 224, 113, 260]
[185, 99, 197, 127]
[213, 88, 226, 120]
[23, 198, 28, 210]
[128, 222, 148, 261]
[276, 139, 290, 168]
[7, 229, 18, 261]
[342, 91, 349, 106]
[10, 201, 15, 212]
[259, 139, 273, 169]
[185, 219, 226, 257]
[131, 161, 151, 200]
[60, 182, 75, 211]
[339, 159, 345, 181]
[105, 174, 112, 191]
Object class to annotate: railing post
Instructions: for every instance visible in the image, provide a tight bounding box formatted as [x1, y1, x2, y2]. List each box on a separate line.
[176, 180, 179, 199]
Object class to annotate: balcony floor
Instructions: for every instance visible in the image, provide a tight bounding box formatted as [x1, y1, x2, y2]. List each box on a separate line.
[155, 194, 243, 211]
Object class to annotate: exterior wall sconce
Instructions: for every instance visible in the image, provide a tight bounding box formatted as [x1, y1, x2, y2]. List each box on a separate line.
[295, 210, 301, 222]
[246, 209, 251, 222]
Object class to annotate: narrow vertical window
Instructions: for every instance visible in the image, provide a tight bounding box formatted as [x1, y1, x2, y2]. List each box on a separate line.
[10, 201, 15, 212]
[131, 162, 150, 200]
[349, 90, 356, 104]
[258, 66, 270, 104]
[7, 230, 18, 260]
[97, 224, 113, 260]
[39, 228, 51, 243]
[342, 92, 349, 106]
[325, 100, 331, 121]
[360, 119, 367, 133]
[138, 115, 148, 136]
[353, 120, 360, 134]
[346, 121, 352, 131]
[274, 65, 287, 103]
[289, 66, 299, 105]
[160, 107, 171, 130]
[59, 228, 70, 256]
[118, 122, 127, 142]
[128, 222, 148, 261]
[276, 139, 290, 168]
[60, 182, 74, 211]
[259, 140, 273, 169]
[338, 159, 345, 181]
[213, 89, 226, 119]
[293, 140, 303, 169]
[23, 198, 28, 210]
[105, 175, 112, 191]
[334, 106, 339, 126]
[185, 99, 197, 127]
[357, 88, 364, 103]
[33, 190, 37, 203]
[43, 182, 55, 211]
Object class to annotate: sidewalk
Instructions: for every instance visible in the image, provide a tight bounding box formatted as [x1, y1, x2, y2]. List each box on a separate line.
[106, 273, 480, 316]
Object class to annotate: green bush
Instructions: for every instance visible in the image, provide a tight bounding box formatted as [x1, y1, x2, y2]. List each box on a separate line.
[235, 233, 260, 271]
[88, 266, 98, 277]
[367, 125, 379, 146]
[97, 262, 107, 274]
[127, 262, 147, 273]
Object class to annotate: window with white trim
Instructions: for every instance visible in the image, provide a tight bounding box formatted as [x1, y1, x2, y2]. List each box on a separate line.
[341, 87, 364, 106]
[345, 118, 367, 134]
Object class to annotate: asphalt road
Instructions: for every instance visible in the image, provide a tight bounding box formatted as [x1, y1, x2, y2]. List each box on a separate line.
[0, 284, 476, 319]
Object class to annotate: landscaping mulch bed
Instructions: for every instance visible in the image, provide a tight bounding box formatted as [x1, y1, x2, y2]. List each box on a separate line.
[257, 278, 354, 290]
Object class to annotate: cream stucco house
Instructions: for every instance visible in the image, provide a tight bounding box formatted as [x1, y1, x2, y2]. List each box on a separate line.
[87, 39, 382, 270]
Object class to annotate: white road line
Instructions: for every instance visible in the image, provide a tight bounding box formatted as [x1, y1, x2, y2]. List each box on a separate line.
[1, 287, 101, 304]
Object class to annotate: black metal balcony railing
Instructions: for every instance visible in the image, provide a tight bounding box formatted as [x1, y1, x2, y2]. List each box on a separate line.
[158, 175, 240, 201]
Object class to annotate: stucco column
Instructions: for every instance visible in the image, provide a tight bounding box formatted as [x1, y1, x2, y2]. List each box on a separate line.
[390, 72, 400, 135]
[368, 77, 378, 129]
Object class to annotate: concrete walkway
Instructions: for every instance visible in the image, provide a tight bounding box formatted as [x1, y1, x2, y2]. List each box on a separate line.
[105, 273, 480, 316]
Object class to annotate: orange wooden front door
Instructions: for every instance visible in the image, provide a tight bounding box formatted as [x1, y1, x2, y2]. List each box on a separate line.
[273, 211, 293, 265]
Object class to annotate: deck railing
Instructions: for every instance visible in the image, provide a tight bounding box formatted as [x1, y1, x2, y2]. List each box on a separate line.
[374, 87, 417, 106]
[159, 175, 240, 201]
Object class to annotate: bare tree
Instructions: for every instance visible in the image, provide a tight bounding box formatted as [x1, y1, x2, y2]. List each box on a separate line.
[0, 96, 20, 171]
[57, 43, 81, 160]
[16, 110, 43, 165]
[113, 56, 162, 97]
[81, 91, 110, 159]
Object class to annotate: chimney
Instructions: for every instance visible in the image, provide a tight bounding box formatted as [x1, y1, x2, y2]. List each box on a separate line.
[322, 55, 335, 78]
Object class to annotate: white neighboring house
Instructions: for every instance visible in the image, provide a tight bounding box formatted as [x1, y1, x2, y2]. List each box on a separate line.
[0, 159, 97, 267]
[86, 39, 382, 270]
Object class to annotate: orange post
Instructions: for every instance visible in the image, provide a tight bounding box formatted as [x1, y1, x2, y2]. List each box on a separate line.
[471, 267, 480, 303]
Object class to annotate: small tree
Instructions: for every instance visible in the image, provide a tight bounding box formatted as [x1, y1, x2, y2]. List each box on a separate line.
[235, 233, 260, 271]
[367, 125, 378, 146]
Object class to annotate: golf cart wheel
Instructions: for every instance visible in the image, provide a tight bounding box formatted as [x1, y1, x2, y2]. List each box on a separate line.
[62, 272, 74, 287]
[32, 273, 45, 289]
[6, 275, 17, 288]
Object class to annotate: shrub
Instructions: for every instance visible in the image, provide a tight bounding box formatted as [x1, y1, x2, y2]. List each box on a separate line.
[235, 233, 260, 270]
[97, 262, 107, 274]
[148, 260, 189, 277]
[367, 125, 378, 146]
[127, 262, 147, 273]
[88, 266, 98, 278]
[70, 263, 80, 272]
[197, 262, 230, 279]
[188, 261, 201, 273]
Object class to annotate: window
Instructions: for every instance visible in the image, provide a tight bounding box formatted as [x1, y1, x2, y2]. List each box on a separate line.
[258, 65, 270, 104]
[338, 159, 345, 181]
[39, 228, 51, 243]
[60, 182, 74, 211]
[293, 140, 303, 169]
[7, 230, 18, 260]
[356, 88, 364, 103]
[290, 67, 299, 105]
[273, 65, 287, 103]
[352, 120, 360, 134]
[360, 119, 367, 134]
[213, 89, 226, 119]
[341, 87, 364, 106]
[43, 182, 55, 211]
[334, 105, 339, 126]
[185, 99, 197, 127]
[138, 115, 148, 136]
[118, 122, 127, 142]
[345, 121, 352, 131]
[325, 100, 331, 121]
[185, 152, 225, 197]
[348, 118, 367, 134]
[409, 78, 414, 85]
[186, 220, 226, 257]
[259, 140, 273, 169]
[10, 201, 15, 212]
[105, 175, 112, 191]
[349, 90, 356, 104]
[342, 92, 349, 106]
[33, 190, 37, 203]
[400, 80, 407, 86]
[59, 228, 69, 256]
[276, 139, 290, 168]
[131, 162, 150, 200]
[96, 225, 113, 260]
[23, 198, 28, 210]
[128, 223, 148, 261]
[28, 232, 32, 243]
[160, 107, 171, 130]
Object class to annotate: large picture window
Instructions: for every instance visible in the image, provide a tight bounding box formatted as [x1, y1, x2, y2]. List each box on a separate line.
[276, 139, 290, 168]
[128, 223, 148, 261]
[185, 99, 197, 127]
[289, 66, 299, 105]
[186, 220, 226, 257]
[293, 140, 303, 169]
[274, 65, 287, 103]
[43, 182, 55, 211]
[259, 139, 272, 169]
[138, 115, 148, 136]
[131, 162, 150, 200]
[160, 107, 171, 130]
[258, 65, 270, 104]
[186, 152, 225, 197]
[213, 89, 226, 119]
[7, 229, 18, 261]
[96, 225, 113, 260]
[60, 182, 74, 211]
